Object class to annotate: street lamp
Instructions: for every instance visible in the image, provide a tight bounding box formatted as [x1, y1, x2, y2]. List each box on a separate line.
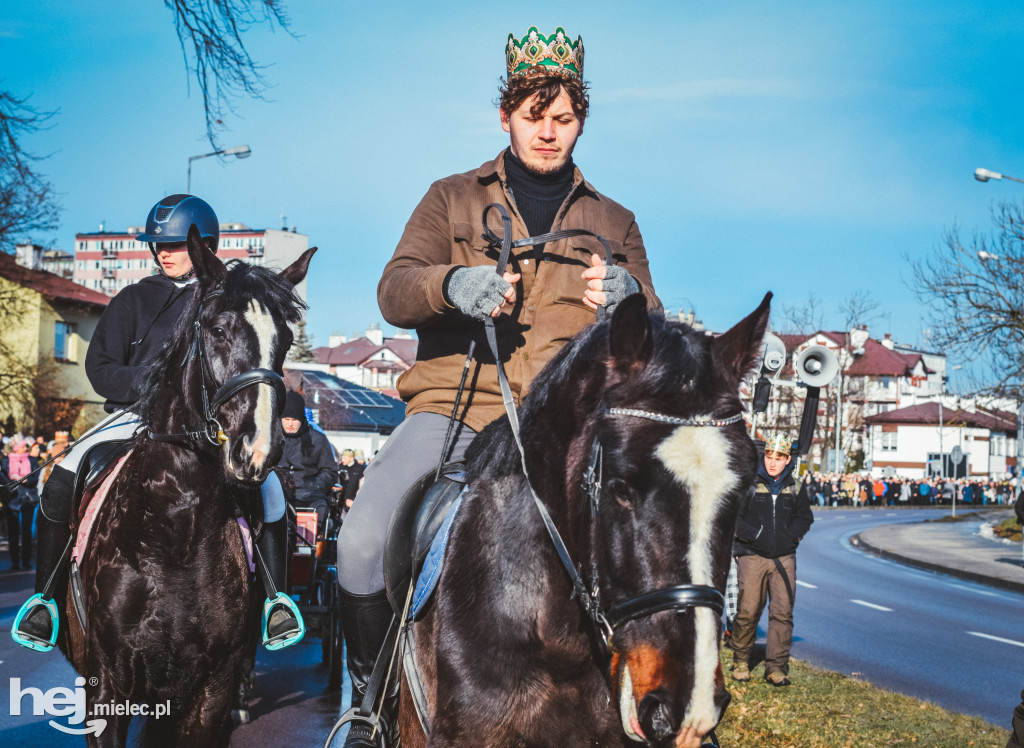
[187, 144, 252, 193]
[975, 166, 1024, 498]
[975, 167, 1024, 184]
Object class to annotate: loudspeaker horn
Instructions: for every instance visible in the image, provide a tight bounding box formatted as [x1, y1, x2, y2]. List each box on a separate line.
[794, 345, 839, 387]
[760, 333, 787, 373]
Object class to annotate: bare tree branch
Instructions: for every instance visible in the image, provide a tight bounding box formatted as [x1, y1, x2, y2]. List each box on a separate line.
[165, 0, 293, 148]
[779, 292, 825, 335]
[837, 289, 881, 332]
[0, 90, 60, 253]
[910, 201, 1024, 396]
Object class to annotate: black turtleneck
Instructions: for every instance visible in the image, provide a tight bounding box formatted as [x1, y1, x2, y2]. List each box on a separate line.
[503, 148, 575, 237]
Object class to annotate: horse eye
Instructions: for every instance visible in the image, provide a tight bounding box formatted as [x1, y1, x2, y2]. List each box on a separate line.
[605, 478, 635, 507]
[210, 326, 226, 340]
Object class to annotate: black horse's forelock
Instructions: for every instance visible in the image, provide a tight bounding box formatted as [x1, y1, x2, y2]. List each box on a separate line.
[135, 261, 306, 426]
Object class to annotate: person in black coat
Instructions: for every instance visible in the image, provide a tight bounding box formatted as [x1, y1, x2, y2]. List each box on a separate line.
[730, 433, 814, 687]
[279, 391, 336, 532]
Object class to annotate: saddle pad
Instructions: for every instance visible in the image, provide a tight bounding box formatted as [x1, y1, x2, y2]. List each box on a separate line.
[410, 487, 466, 619]
[72, 450, 133, 565]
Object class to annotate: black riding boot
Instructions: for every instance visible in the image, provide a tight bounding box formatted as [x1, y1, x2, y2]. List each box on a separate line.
[340, 587, 400, 748]
[13, 468, 74, 647]
[256, 516, 303, 646]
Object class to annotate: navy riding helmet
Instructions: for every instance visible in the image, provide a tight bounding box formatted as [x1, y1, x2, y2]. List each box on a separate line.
[136, 194, 220, 246]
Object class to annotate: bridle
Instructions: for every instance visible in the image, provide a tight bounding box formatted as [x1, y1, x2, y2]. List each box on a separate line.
[148, 289, 286, 449]
[478, 203, 739, 657]
[579, 409, 743, 639]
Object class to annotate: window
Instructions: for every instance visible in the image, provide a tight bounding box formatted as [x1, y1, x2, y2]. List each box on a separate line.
[880, 376, 891, 389]
[881, 431, 897, 451]
[54, 321, 76, 362]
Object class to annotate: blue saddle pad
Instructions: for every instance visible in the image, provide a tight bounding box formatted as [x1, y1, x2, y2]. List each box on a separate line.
[410, 487, 466, 619]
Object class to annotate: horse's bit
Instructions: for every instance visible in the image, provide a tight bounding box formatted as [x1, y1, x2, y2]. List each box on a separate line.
[149, 289, 286, 449]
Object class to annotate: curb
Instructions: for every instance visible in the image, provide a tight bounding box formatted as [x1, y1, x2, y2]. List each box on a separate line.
[850, 531, 1024, 595]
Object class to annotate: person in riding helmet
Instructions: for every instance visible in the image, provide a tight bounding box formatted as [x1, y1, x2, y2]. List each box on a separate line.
[12, 194, 301, 652]
[335, 26, 661, 747]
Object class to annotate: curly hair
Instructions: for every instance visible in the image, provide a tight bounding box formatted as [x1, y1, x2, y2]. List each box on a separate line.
[497, 73, 590, 121]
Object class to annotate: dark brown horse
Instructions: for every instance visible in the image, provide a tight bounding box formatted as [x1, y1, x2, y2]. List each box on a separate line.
[398, 293, 770, 748]
[60, 227, 314, 747]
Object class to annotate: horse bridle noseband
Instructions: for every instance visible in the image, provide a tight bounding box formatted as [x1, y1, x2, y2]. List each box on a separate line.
[148, 289, 286, 449]
[479, 203, 738, 655]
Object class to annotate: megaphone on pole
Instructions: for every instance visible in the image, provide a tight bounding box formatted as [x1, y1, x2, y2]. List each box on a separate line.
[760, 333, 787, 374]
[794, 345, 839, 387]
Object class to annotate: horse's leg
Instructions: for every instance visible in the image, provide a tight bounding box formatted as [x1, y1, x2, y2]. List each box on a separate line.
[85, 675, 132, 748]
[156, 671, 236, 748]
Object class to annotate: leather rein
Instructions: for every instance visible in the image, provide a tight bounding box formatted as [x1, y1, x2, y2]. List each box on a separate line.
[147, 289, 286, 450]
[480, 203, 737, 656]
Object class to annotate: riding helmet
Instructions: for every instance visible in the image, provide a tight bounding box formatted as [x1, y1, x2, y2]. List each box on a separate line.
[136, 194, 220, 245]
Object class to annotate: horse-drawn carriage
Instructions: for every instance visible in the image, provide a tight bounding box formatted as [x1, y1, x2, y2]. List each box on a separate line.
[286, 483, 345, 689]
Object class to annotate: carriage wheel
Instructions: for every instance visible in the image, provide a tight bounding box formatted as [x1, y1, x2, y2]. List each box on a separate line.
[325, 567, 345, 689]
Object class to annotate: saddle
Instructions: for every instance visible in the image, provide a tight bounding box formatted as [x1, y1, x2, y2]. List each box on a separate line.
[382, 461, 467, 617]
[72, 439, 136, 523]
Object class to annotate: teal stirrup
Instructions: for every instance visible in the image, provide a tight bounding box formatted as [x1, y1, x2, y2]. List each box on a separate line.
[261, 592, 305, 650]
[11, 594, 59, 652]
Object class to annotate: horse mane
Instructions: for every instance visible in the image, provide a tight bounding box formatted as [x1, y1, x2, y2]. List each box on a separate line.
[135, 261, 306, 426]
[464, 310, 714, 484]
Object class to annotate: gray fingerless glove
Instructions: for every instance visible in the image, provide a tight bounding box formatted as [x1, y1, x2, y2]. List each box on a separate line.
[602, 264, 641, 312]
[445, 266, 511, 320]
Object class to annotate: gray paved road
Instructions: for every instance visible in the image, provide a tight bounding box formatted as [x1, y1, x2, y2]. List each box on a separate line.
[788, 508, 1024, 727]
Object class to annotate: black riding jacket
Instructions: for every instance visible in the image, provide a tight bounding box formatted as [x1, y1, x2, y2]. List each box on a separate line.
[733, 465, 814, 559]
[85, 275, 195, 412]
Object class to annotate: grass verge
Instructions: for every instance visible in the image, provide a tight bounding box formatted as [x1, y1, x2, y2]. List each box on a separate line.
[715, 652, 1011, 747]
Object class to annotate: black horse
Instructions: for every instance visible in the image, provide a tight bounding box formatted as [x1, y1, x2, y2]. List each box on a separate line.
[399, 292, 770, 748]
[61, 226, 314, 747]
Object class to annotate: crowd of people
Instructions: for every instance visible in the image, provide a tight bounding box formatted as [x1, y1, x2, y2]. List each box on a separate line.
[0, 430, 73, 571]
[796, 471, 1019, 507]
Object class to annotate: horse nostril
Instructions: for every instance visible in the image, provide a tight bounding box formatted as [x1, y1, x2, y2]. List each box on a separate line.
[639, 692, 679, 742]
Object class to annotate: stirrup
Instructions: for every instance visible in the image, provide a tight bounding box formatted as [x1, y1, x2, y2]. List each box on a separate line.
[11, 594, 59, 652]
[261, 592, 305, 650]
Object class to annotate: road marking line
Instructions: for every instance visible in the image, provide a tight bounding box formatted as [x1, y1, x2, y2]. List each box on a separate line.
[796, 580, 817, 589]
[948, 583, 999, 597]
[851, 599, 893, 612]
[966, 631, 1024, 648]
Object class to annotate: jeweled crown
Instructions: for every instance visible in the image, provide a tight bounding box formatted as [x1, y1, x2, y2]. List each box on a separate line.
[764, 433, 793, 456]
[506, 26, 584, 80]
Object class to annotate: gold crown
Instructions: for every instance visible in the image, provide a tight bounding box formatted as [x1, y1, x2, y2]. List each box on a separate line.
[506, 26, 583, 80]
[764, 433, 793, 455]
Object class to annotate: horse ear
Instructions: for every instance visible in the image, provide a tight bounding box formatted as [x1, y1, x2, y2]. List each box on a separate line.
[608, 293, 653, 371]
[187, 224, 226, 284]
[280, 247, 317, 287]
[711, 292, 772, 382]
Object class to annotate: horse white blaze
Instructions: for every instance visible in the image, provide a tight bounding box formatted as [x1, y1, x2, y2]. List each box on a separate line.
[656, 426, 738, 733]
[244, 300, 277, 469]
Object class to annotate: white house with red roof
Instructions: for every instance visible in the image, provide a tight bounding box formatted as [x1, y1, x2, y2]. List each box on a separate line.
[864, 402, 1017, 479]
[755, 327, 944, 471]
[312, 324, 417, 395]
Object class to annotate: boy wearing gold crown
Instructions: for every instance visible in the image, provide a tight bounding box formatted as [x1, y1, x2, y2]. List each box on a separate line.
[730, 433, 814, 687]
[336, 25, 661, 747]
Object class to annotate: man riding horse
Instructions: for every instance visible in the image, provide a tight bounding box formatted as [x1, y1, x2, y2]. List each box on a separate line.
[12, 194, 302, 651]
[336, 25, 662, 747]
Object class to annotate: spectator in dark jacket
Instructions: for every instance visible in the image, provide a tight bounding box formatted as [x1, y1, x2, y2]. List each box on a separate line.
[731, 433, 814, 687]
[279, 391, 337, 532]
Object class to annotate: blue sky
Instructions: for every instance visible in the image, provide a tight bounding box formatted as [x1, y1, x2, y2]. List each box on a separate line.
[3, 2, 1023, 390]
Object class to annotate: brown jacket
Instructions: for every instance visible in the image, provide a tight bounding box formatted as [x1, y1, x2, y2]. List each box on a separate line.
[378, 151, 662, 432]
